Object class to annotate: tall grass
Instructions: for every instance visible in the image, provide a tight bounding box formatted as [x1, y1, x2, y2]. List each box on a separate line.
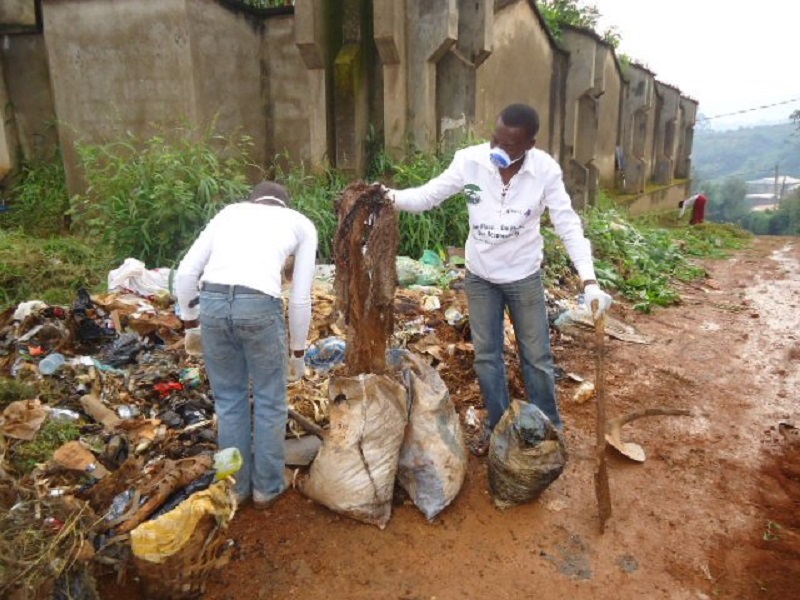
[2, 155, 70, 236]
[72, 126, 259, 267]
[0, 230, 112, 307]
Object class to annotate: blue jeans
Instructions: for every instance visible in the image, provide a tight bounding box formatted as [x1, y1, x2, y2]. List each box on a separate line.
[465, 270, 561, 430]
[200, 289, 287, 502]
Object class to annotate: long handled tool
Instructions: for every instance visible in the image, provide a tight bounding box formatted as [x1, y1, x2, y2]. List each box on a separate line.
[592, 300, 612, 533]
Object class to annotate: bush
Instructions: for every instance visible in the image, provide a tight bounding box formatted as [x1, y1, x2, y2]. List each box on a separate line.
[2, 156, 70, 236]
[0, 230, 111, 308]
[71, 126, 259, 267]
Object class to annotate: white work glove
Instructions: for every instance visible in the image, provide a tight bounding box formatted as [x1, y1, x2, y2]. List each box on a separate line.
[184, 327, 203, 356]
[372, 182, 395, 203]
[584, 284, 613, 319]
[288, 354, 306, 383]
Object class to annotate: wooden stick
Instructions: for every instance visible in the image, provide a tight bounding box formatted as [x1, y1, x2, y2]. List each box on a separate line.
[593, 301, 612, 533]
[288, 407, 326, 439]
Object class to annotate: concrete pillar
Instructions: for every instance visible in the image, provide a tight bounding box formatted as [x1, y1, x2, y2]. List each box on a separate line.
[374, 0, 406, 158]
[295, 0, 330, 168]
[0, 0, 37, 29]
[0, 61, 13, 181]
[562, 27, 603, 208]
[675, 96, 697, 179]
[435, 0, 493, 151]
[653, 81, 681, 185]
[405, 0, 457, 151]
[620, 64, 655, 193]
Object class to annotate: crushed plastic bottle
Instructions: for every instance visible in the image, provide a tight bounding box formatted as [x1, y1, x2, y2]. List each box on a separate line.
[39, 353, 66, 375]
[106, 488, 135, 522]
[213, 447, 243, 480]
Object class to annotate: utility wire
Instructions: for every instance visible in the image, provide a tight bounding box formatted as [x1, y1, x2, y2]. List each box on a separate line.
[696, 97, 800, 122]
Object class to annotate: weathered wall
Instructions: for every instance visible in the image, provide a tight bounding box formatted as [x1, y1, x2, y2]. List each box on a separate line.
[476, 0, 555, 151]
[0, 0, 37, 30]
[652, 81, 681, 185]
[0, 64, 12, 180]
[560, 25, 624, 206]
[41, 0, 314, 194]
[0, 32, 57, 164]
[6, 0, 697, 213]
[675, 96, 698, 179]
[619, 63, 656, 193]
[404, 0, 457, 152]
[596, 47, 621, 187]
[625, 181, 690, 216]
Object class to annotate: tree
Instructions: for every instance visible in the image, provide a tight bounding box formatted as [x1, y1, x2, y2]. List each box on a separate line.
[537, 0, 620, 47]
[707, 177, 749, 224]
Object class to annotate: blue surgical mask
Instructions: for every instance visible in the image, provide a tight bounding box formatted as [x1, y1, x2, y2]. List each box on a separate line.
[489, 147, 525, 169]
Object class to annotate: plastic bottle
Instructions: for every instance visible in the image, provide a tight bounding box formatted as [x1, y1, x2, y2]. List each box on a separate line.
[213, 447, 243, 480]
[39, 353, 66, 375]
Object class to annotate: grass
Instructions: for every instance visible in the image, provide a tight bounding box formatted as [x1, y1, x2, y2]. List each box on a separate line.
[9, 418, 82, 475]
[0, 230, 113, 308]
[0, 379, 38, 410]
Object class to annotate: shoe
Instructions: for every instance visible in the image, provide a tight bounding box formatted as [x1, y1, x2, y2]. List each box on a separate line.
[469, 428, 492, 457]
[252, 468, 295, 510]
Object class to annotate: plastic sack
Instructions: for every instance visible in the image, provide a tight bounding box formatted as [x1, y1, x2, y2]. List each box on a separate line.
[130, 479, 235, 563]
[305, 336, 346, 371]
[393, 351, 467, 520]
[488, 400, 567, 510]
[396, 256, 443, 287]
[299, 373, 408, 529]
[108, 258, 172, 297]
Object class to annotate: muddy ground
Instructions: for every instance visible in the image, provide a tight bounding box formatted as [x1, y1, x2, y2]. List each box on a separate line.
[105, 237, 800, 599]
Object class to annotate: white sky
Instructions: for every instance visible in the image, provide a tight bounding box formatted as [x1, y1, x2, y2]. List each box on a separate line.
[593, 0, 800, 129]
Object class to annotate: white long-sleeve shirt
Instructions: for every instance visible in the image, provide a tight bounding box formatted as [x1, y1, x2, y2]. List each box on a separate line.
[392, 143, 597, 284]
[175, 202, 318, 351]
[679, 194, 699, 218]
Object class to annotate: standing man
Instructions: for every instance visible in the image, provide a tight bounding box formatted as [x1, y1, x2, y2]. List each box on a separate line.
[679, 192, 708, 225]
[176, 181, 318, 506]
[386, 103, 611, 454]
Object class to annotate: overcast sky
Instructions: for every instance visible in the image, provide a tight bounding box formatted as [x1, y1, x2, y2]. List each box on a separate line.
[593, 0, 799, 130]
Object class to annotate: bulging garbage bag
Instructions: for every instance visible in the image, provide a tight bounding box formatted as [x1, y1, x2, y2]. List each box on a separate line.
[393, 351, 467, 521]
[488, 400, 567, 510]
[299, 373, 408, 529]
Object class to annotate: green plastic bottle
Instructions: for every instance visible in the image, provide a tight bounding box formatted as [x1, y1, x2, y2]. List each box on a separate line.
[213, 447, 243, 480]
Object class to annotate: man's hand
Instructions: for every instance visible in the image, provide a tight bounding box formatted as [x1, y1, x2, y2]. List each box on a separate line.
[372, 182, 395, 203]
[288, 354, 305, 383]
[584, 283, 613, 319]
[184, 326, 203, 356]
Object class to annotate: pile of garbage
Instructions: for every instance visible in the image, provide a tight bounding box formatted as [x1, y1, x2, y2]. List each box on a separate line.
[0, 249, 477, 597]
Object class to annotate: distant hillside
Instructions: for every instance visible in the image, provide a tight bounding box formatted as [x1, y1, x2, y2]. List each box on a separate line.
[692, 123, 800, 183]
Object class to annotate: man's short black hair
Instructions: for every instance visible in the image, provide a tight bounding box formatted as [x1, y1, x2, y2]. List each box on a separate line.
[249, 180, 291, 207]
[499, 103, 540, 140]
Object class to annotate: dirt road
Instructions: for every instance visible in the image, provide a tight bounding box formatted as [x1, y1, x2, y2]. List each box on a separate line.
[189, 237, 799, 600]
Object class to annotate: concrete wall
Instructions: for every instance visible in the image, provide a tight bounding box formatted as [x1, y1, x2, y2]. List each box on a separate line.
[559, 26, 624, 205]
[0, 0, 37, 30]
[619, 63, 656, 193]
[625, 181, 690, 216]
[675, 96, 698, 179]
[5, 0, 697, 214]
[475, 0, 556, 151]
[652, 81, 681, 185]
[0, 32, 57, 164]
[40, 0, 315, 194]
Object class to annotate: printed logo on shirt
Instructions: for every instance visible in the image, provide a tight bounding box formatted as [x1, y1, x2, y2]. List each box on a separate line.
[464, 183, 482, 205]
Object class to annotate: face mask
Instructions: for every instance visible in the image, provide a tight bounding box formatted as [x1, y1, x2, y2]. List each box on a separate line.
[489, 147, 525, 169]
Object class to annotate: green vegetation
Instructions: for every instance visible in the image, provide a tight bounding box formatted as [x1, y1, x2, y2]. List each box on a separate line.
[544, 194, 751, 312]
[3, 155, 70, 237]
[9, 418, 81, 475]
[72, 126, 257, 267]
[537, 0, 620, 47]
[692, 123, 800, 183]
[0, 379, 37, 410]
[0, 230, 111, 307]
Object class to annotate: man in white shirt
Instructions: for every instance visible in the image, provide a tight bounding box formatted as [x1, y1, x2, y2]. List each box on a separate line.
[388, 103, 611, 453]
[176, 181, 318, 506]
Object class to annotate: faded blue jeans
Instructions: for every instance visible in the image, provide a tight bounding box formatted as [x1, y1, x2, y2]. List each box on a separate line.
[465, 269, 562, 430]
[200, 289, 287, 502]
